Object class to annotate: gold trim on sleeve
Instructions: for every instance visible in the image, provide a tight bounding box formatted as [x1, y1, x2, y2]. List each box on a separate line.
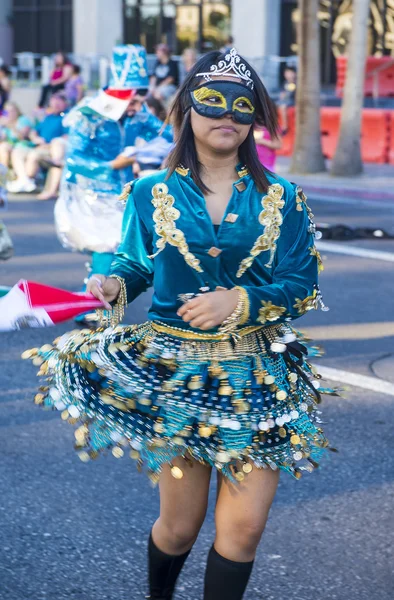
[293, 289, 318, 315]
[296, 186, 314, 221]
[235, 286, 250, 325]
[218, 286, 250, 336]
[96, 275, 128, 327]
[148, 183, 203, 273]
[309, 246, 324, 273]
[236, 183, 285, 277]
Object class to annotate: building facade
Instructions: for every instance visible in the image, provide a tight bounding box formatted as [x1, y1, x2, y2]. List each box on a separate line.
[1, 1, 393, 84]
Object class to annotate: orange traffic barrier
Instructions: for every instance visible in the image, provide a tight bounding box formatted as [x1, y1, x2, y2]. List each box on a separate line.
[320, 107, 340, 159]
[275, 107, 391, 163]
[336, 56, 394, 98]
[388, 111, 394, 164]
[360, 109, 390, 163]
[277, 107, 295, 156]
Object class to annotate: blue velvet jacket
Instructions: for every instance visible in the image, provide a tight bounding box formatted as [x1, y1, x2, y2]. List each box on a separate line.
[110, 166, 322, 331]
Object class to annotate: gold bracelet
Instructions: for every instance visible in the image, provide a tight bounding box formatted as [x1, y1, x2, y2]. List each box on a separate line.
[218, 286, 250, 335]
[96, 275, 127, 327]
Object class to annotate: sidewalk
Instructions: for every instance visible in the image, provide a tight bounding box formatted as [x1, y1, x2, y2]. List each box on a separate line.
[276, 156, 394, 202]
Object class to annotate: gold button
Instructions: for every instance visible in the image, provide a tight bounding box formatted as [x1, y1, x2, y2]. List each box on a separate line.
[235, 181, 246, 192]
[207, 246, 222, 258]
[224, 213, 239, 223]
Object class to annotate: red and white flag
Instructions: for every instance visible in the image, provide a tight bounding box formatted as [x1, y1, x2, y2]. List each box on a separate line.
[0, 280, 104, 331]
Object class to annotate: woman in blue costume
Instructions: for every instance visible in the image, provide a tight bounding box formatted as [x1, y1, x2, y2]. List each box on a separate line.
[26, 50, 332, 599]
[54, 45, 173, 285]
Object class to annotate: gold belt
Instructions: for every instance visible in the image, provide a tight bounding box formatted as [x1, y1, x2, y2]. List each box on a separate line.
[150, 321, 282, 342]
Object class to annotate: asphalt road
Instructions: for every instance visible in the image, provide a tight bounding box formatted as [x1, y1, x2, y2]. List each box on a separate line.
[0, 192, 393, 600]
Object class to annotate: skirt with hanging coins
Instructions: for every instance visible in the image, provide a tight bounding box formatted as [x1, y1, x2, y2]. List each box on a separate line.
[23, 320, 336, 483]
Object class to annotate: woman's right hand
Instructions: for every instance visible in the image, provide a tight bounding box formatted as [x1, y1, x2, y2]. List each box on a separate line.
[86, 275, 121, 310]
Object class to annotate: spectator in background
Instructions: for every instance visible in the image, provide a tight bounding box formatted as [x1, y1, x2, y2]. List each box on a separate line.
[0, 102, 33, 168]
[278, 65, 297, 134]
[220, 35, 235, 53]
[130, 95, 173, 178]
[38, 52, 73, 108]
[145, 95, 167, 122]
[0, 65, 12, 113]
[181, 47, 198, 82]
[150, 44, 179, 106]
[254, 124, 282, 172]
[8, 93, 68, 194]
[64, 64, 84, 107]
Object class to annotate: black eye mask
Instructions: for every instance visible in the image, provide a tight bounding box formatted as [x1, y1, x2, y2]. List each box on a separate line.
[189, 81, 256, 125]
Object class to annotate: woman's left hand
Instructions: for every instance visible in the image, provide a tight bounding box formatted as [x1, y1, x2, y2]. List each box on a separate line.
[177, 288, 239, 330]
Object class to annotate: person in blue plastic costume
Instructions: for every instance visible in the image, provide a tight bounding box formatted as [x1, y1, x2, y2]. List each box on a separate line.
[54, 45, 173, 305]
[26, 49, 334, 599]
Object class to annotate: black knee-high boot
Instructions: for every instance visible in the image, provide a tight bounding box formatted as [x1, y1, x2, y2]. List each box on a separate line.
[147, 532, 192, 599]
[203, 546, 254, 600]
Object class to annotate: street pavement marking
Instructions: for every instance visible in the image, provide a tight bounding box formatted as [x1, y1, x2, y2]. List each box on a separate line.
[304, 322, 394, 341]
[309, 193, 394, 210]
[316, 241, 394, 262]
[0, 387, 38, 397]
[315, 364, 394, 397]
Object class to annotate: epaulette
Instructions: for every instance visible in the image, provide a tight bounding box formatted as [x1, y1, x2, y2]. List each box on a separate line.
[119, 180, 136, 203]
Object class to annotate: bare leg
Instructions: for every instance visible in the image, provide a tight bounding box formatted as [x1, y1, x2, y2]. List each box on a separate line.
[49, 137, 66, 166]
[153, 456, 211, 555]
[203, 466, 280, 599]
[37, 167, 62, 200]
[214, 466, 280, 562]
[148, 457, 211, 599]
[0, 142, 12, 167]
[10, 146, 29, 181]
[26, 146, 48, 179]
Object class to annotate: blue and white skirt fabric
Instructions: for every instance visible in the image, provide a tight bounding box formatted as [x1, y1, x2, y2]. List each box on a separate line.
[25, 321, 334, 483]
[54, 179, 124, 254]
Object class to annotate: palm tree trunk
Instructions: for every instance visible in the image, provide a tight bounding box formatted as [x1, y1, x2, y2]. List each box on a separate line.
[331, 0, 370, 176]
[290, 0, 326, 174]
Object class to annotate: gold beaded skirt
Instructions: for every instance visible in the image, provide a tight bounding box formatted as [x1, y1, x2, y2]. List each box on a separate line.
[24, 320, 334, 482]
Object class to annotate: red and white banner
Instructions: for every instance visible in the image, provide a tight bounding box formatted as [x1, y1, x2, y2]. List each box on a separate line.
[0, 280, 104, 331]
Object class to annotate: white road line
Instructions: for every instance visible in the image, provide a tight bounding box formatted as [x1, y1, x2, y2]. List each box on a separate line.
[316, 241, 394, 262]
[314, 364, 394, 397]
[309, 194, 394, 209]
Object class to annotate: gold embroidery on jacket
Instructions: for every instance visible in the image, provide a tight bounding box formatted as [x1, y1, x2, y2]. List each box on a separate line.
[148, 183, 203, 273]
[236, 183, 285, 277]
[237, 166, 249, 178]
[309, 246, 324, 273]
[293, 289, 318, 315]
[296, 186, 314, 220]
[175, 165, 190, 176]
[257, 301, 287, 325]
[119, 181, 133, 203]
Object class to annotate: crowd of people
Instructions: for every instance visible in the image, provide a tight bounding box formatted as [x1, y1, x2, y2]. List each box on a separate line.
[0, 52, 86, 198]
[0, 45, 296, 202]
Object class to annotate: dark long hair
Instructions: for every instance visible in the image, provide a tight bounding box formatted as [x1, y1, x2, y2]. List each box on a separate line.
[166, 50, 279, 193]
